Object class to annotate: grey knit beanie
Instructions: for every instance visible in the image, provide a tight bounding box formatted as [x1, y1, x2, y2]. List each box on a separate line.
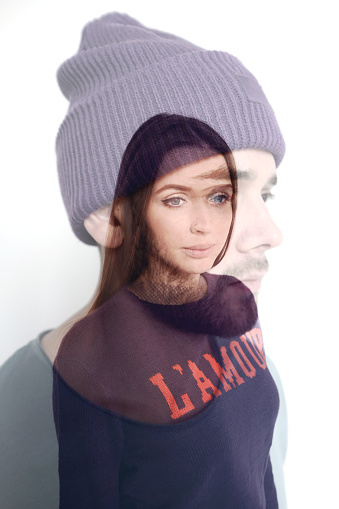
[56, 12, 285, 245]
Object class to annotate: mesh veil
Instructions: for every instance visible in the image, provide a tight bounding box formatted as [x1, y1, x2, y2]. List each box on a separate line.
[53, 114, 259, 425]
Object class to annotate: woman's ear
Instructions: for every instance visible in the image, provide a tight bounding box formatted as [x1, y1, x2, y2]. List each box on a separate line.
[84, 203, 124, 247]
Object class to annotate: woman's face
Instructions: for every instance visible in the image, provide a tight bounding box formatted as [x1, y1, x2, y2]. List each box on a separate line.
[144, 153, 233, 280]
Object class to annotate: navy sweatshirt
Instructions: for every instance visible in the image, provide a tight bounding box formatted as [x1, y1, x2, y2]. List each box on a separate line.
[53, 274, 279, 508]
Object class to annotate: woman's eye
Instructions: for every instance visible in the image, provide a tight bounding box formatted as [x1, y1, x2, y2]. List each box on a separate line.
[209, 193, 229, 204]
[162, 197, 184, 207]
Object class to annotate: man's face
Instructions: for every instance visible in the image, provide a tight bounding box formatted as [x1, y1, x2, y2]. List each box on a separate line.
[209, 149, 282, 299]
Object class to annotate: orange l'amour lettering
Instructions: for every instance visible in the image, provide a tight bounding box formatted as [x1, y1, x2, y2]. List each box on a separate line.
[240, 328, 266, 369]
[203, 347, 245, 391]
[149, 372, 195, 420]
[230, 341, 256, 378]
[187, 360, 222, 403]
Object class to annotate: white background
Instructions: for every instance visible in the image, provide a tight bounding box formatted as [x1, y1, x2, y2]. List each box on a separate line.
[0, 1, 338, 507]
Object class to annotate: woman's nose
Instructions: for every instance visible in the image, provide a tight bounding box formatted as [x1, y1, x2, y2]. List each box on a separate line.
[190, 205, 212, 234]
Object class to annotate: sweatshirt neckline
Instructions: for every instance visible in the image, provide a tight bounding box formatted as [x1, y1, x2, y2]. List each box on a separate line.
[122, 272, 258, 339]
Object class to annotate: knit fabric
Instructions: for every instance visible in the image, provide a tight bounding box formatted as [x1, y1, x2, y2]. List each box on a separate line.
[56, 13, 285, 245]
[0, 334, 288, 508]
[53, 274, 279, 507]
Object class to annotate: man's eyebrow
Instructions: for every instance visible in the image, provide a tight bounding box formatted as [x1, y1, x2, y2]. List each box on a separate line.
[267, 174, 278, 186]
[236, 169, 256, 181]
[236, 169, 278, 186]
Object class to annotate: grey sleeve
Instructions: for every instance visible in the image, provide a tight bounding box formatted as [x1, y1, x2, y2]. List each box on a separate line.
[0, 338, 59, 509]
[266, 355, 288, 509]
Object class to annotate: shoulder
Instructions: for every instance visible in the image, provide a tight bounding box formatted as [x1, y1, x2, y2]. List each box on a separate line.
[0, 335, 59, 509]
[0, 335, 51, 388]
[40, 304, 91, 363]
[0, 334, 53, 417]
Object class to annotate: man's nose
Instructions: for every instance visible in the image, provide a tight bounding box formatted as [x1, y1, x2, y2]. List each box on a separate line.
[235, 200, 283, 253]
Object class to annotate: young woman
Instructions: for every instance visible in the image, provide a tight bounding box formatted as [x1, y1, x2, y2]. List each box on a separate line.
[0, 12, 286, 509]
[53, 114, 278, 508]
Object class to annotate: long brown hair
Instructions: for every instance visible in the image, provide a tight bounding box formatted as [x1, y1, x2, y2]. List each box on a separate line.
[89, 114, 237, 312]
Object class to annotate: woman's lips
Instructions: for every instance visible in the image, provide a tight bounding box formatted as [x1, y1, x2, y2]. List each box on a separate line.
[183, 244, 214, 258]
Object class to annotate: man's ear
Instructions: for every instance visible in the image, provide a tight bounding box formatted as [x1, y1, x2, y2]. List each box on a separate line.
[84, 203, 124, 248]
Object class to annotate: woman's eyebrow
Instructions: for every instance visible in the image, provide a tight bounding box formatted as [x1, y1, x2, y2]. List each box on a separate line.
[194, 166, 231, 180]
[154, 184, 191, 194]
[154, 179, 232, 195]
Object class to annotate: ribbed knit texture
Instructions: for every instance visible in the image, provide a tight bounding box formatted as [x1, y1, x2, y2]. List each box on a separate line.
[53, 274, 279, 507]
[56, 13, 285, 245]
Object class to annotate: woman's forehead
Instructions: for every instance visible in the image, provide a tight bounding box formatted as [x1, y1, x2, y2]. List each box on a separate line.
[153, 154, 231, 192]
[157, 145, 226, 179]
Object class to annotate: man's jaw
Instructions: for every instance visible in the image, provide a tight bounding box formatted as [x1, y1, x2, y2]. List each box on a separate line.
[211, 256, 269, 298]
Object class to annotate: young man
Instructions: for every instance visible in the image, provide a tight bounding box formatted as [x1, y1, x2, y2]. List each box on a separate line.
[0, 13, 287, 508]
